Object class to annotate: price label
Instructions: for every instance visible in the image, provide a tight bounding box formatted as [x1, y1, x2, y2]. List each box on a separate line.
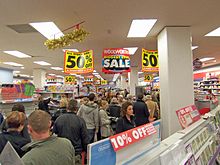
[142, 49, 158, 72]
[64, 76, 75, 84]
[144, 74, 153, 82]
[64, 50, 94, 74]
[101, 80, 108, 85]
[109, 123, 156, 151]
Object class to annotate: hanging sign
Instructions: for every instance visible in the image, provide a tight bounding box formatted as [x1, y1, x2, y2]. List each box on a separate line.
[102, 48, 130, 74]
[176, 105, 201, 129]
[142, 49, 159, 72]
[83, 76, 93, 85]
[101, 80, 108, 85]
[64, 50, 94, 74]
[144, 74, 154, 82]
[64, 75, 75, 84]
[109, 123, 156, 152]
[93, 78, 101, 86]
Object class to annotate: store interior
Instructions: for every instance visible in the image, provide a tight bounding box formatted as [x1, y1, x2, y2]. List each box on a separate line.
[0, 0, 220, 165]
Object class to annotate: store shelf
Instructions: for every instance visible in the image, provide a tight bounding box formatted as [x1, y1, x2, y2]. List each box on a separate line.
[208, 144, 220, 165]
[194, 136, 212, 160]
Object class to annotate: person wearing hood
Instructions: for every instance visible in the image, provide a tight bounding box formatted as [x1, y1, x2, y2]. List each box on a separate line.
[133, 93, 150, 126]
[77, 93, 99, 143]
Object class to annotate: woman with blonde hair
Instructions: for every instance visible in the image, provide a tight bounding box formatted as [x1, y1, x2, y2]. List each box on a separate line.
[144, 95, 160, 122]
[99, 100, 112, 139]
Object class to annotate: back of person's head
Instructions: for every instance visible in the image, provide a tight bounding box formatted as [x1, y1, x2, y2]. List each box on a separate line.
[121, 101, 133, 116]
[28, 110, 51, 134]
[101, 100, 108, 110]
[67, 99, 78, 112]
[6, 111, 26, 129]
[12, 103, 25, 113]
[111, 97, 118, 104]
[88, 93, 96, 101]
[137, 93, 143, 100]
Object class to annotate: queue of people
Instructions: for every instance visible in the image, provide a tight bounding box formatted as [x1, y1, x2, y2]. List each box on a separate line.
[0, 90, 160, 165]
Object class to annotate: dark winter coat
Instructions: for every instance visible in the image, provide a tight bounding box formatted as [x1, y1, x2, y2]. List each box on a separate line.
[133, 99, 150, 126]
[116, 116, 135, 134]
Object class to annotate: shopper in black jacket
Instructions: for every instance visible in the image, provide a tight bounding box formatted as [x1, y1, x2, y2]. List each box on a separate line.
[53, 99, 89, 165]
[116, 101, 135, 134]
[0, 111, 30, 157]
[133, 94, 150, 126]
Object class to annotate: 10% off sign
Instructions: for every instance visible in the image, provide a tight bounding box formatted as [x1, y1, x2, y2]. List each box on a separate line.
[109, 123, 157, 151]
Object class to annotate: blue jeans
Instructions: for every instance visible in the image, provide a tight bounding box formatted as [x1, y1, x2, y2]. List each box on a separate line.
[87, 129, 95, 143]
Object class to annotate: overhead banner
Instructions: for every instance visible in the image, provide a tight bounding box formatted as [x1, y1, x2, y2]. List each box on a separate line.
[144, 74, 154, 82]
[64, 75, 75, 84]
[102, 48, 130, 74]
[64, 50, 94, 74]
[101, 80, 108, 85]
[142, 49, 159, 72]
[176, 105, 201, 129]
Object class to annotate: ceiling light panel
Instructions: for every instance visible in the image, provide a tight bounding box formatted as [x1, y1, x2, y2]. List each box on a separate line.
[34, 61, 51, 66]
[200, 57, 215, 62]
[191, 46, 198, 50]
[29, 22, 64, 39]
[51, 67, 63, 70]
[205, 27, 220, 36]
[3, 62, 23, 67]
[3, 50, 31, 58]
[127, 19, 157, 37]
[62, 49, 79, 52]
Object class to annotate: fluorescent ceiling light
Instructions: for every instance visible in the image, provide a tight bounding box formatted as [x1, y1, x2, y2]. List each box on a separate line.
[56, 75, 64, 78]
[29, 22, 64, 39]
[34, 61, 51, 66]
[19, 74, 30, 77]
[3, 62, 23, 67]
[191, 46, 198, 50]
[13, 70, 20, 73]
[92, 72, 99, 75]
[124, 47, 138, 55]
[205, 27, 220, 36]
[70, 73, 76, 76]
[200, 57, 215, 62]
[93, 70, 97, 72]
[21, 67, 25, 69]
[138, 72, 143, 74]
[62, 49, 79, 52]
[127, 19, 157, 37]
[3, 50, 31, 58]
[51, 67, 63, 70]
[48, 74, 56, 76]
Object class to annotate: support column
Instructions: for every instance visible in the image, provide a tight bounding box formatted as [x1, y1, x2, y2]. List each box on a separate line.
[116, 79, 121, 89]
[0, 68, 13, 84]
[128, 66, 138, 96]
[121, 75, 127, 90]
[33, 69, 46, 89]
[158, 27, 194, 139]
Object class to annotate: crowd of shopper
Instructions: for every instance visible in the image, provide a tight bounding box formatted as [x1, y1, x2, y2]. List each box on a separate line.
[0, 89, 160, 165]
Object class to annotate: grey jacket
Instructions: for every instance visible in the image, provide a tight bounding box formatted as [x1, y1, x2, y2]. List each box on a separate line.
[77, 102, 99, 131]
[22, 135, 75, 165]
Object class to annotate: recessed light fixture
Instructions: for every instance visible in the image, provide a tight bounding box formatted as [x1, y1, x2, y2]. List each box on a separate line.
[3, 50, 31, 58]
[200, 57, 215, 62]
[21, 67, 25, 69]
[3, 62, 23, 67]
[191, 46, 198, 50]
[29, 22, 64, 39]
[62, 49, 79, 52]
[34, 61, 51, 66]
[124, 47, 138, 55]
[51, 67, 63, 70]
[127, 19, 157, 38]
[205, 27, 220, 36]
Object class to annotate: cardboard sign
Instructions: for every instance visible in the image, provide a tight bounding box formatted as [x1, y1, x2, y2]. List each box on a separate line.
[109, 123, 156, 152]
[64, 75, 75, 84]
[64, 50, 94, 74]
[101, 80, 108, 85]
[142, 49, 159, 72]
[176, 105, 201, 129]
[144, 74, 154, 82]
[102, 48, 130, 74]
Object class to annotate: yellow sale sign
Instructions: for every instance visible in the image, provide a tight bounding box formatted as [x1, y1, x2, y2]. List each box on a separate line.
[101, 80, 108, 85]
[64, 76, 75, 84]
[64, 50, 94, 74]
[142, 49, 158, 72]
[144, 74, 153, 82]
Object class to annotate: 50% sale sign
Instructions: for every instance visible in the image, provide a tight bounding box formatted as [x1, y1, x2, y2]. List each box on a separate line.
[109, 123, 157, 151]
